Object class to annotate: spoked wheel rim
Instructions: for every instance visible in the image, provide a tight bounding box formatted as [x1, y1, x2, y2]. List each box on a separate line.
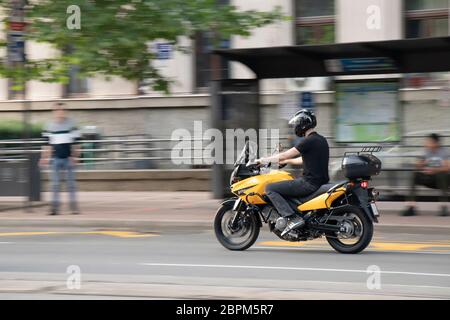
[220, 209, 255, 246]
[336, 213, 364, 246]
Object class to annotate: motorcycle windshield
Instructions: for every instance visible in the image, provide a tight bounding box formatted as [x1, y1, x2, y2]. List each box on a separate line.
[234, 141, 258, 166]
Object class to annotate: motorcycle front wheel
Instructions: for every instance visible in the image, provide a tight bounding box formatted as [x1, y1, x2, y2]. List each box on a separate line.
[326, 205, 373, 254]
[214, 202, 260, 251]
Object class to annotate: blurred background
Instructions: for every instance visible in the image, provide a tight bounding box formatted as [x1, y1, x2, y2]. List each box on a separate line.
[0, 0, 449, 201]
[0, 0, 449, 300]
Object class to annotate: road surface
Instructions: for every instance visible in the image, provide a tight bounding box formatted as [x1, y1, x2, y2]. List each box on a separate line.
[0, 224, 449, 299]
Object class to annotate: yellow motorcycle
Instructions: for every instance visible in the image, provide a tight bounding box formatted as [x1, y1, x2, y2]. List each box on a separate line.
[214, 142, 382, 254]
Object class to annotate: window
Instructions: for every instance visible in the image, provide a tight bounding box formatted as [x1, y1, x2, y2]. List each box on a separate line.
[404, 0, 450, 88]
[405, 0, 449, 38]
[63, 46, 88, 97]
[194, 32, 213, 91]
[406, 0, 449, 11]
[64, 65, 88, 97]
[194, 34, 229, 92]
[193, 0, 230, 92]
[295, 0, 335, 45]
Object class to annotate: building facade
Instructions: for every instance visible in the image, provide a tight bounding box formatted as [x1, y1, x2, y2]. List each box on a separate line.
[1, 0, 449, 100]
[0, 0, 449, 152]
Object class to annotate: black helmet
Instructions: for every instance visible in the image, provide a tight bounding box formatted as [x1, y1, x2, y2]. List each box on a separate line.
[289, 109, 317, 137]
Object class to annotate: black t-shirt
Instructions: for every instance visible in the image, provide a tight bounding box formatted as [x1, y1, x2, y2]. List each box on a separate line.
[295, 132, 329, 187]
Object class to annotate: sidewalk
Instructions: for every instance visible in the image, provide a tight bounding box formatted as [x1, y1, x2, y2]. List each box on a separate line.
[0, 192, 449, 230]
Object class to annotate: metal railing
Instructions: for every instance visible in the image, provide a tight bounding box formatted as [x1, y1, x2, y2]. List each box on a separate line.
[1, 134, 449, 171]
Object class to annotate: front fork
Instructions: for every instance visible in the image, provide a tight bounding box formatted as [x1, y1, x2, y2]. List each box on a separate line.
[229, 198, 242, 228]
[222, 197, 263, 231]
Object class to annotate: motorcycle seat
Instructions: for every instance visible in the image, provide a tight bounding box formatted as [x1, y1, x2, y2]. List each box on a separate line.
[286, 181, 346, 209]
[298, 183, 336, 203]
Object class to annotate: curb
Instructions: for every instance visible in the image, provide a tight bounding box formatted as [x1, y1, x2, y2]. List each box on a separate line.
[0, 202, 48, 213]
[0, 218, 212, 231]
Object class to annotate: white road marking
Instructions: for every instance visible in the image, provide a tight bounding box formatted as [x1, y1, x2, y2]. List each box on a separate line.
[0, 242, 13, 244]
[140, 263, 450, 278]
[253, 245, 450, 255]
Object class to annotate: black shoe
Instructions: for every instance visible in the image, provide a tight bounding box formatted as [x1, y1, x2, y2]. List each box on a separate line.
[48, 208, 58, 216]
[281, 215, 305, 237]
[401, 206, 417, 217]
[71, 211, 80, 215]
[439, 206, 448, 217]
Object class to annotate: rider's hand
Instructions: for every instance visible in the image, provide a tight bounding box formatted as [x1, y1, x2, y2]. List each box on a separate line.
[248, 159, 263, 167]
[255, 158, 267, 166]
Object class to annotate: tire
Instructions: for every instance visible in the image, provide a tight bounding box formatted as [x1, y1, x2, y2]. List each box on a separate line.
[214, 202, 260, 251]
[326, 205, 373, 254]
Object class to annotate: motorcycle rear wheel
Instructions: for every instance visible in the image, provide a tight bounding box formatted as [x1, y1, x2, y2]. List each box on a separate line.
[326, 205, 373, 254]
[214, 202, 260, 251]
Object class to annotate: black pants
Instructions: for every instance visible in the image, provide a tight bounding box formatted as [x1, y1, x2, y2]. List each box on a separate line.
[408, 171, 449, 203]
[265, 178, 319, 217]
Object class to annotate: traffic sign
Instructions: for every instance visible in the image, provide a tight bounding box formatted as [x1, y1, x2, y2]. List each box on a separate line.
[300, 91, 314, 110]
[156, 43, 172, 60]
[7, 32, 25, 62]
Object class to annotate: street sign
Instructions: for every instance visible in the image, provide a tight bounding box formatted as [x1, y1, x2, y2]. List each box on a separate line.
[325, 57, 396, 73]
[300, 91, 314, 110]
[156, 43, 172, 60]
[9, 21, 26, 31]
[7, 32, 25, 62]
[7, 0, 26, 63]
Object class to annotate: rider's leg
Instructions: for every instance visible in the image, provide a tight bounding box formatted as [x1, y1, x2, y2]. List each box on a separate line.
[266, 178, 319, 235]
[266, 179, 316, 217]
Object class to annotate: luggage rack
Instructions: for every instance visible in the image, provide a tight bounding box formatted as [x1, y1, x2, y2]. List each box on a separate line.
[343, 146, 382, 157]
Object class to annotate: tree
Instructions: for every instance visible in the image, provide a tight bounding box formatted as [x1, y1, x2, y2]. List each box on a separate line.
[0, 0, 286, 93]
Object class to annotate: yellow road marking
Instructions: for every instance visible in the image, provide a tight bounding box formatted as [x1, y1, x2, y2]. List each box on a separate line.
[370, 242, 450, 252]
[258, 240, 450, 252]
[259, 241, 309, 247]
[0, 232, 60, 237]
[0, 231, 158, 238]
[79, 231, 157, 238]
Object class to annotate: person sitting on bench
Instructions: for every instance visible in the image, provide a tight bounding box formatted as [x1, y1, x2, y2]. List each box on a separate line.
[402, 133, 449, 217]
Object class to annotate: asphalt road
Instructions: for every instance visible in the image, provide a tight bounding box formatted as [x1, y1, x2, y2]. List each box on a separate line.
[0, 225, 449, 299]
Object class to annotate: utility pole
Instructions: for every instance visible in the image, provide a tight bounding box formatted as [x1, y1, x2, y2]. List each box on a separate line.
[7, 0, 32, 209]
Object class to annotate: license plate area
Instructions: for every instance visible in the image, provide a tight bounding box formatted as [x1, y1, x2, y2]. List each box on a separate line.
[370, 202, 379, 216]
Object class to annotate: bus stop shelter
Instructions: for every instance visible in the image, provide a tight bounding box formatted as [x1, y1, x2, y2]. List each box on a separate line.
[211, 36, 450, 198]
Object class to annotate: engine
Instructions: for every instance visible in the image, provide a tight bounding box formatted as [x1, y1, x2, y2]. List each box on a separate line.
[261, 206, 305, 241]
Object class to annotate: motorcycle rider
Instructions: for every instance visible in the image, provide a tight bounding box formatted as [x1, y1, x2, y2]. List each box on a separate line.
[256, 109, 329, 236]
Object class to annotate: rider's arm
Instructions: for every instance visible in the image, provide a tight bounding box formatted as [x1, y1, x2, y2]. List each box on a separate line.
[258, 147, 300, 164]
[281, 157, 303, 166]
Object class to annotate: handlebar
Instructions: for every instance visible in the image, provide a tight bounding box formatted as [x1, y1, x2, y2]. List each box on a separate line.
[246, 160, 287, 170]
[246, 160, 261, 168]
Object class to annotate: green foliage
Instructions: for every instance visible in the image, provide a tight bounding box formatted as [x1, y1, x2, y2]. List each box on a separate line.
[0, 0, 286, 93]
[0, 119, 43, 140]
